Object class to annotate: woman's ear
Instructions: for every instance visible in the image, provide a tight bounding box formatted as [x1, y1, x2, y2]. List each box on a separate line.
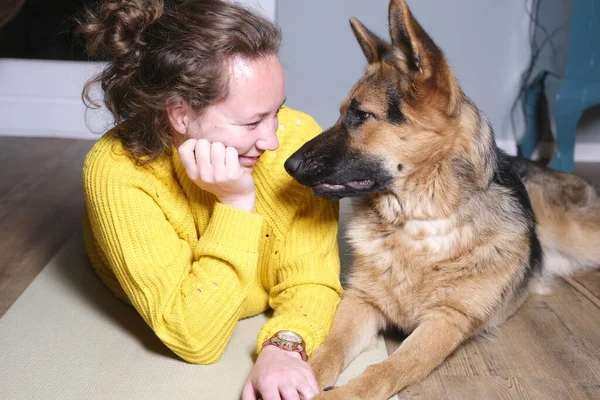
[166, 98, 190, 136]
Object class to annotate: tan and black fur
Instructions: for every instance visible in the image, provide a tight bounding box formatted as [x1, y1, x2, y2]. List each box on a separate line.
[284, 0, 600, 398]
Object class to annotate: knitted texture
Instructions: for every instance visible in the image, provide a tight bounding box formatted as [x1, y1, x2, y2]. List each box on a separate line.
[83, 107, 343, 364]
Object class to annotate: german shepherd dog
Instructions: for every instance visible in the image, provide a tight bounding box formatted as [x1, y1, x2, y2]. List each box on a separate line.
[284, 0, 600, 398]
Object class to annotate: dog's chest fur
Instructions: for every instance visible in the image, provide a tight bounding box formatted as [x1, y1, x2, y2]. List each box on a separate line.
[345, 196, 525, 333]
[347, 214, 457, 325]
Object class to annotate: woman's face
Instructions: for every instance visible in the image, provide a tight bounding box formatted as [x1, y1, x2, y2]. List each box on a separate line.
[187, 54, 285, 170]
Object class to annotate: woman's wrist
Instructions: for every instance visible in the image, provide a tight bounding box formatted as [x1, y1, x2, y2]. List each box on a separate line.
[260, 343, 302, 359]
[218, 193, 256, 213]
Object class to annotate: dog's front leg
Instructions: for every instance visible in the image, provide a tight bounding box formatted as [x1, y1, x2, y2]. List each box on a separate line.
[316, 307, 476, 400]
[310, 289, 386, 390]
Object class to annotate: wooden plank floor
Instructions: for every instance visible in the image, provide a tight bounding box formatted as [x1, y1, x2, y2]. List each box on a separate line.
[1, 136, 599, 399]
[0, 137, 95, 317]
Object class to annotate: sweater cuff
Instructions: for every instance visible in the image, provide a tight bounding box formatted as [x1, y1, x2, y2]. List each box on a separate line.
[255, 287, 342, 357]
[256, 317, 321, 358]
[195, 202, 264, 256]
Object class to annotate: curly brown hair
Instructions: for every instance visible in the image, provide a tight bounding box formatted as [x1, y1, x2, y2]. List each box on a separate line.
[77, 0, 281, 164]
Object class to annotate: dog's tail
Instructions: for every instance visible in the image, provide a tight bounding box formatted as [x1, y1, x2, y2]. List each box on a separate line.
[512, 157, 600, 292]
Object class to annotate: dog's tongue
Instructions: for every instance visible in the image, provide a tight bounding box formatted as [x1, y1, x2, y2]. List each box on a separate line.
[317, 183, 345, 191]
[314, 180, 374, 192]
[345, 179, 374, 190]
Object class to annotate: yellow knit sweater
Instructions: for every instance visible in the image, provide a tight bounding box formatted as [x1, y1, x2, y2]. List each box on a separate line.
[82, 106, 342, 364]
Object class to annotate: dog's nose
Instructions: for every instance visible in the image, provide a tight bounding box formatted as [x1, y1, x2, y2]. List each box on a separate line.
[284, 155, 303, 175]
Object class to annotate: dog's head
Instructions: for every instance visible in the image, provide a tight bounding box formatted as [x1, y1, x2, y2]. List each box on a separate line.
[285, 0, 477, 201]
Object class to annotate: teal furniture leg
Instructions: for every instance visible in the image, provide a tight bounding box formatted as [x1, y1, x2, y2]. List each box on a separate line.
[519, 71, 547, 159]
[535, 0, 600, 173]
[548, 82, 580, 172]
[546, 79, 600, 173]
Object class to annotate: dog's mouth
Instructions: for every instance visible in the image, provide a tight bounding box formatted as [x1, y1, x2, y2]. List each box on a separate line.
[314, 179, 375, 192]
[311, 178, 378, 199]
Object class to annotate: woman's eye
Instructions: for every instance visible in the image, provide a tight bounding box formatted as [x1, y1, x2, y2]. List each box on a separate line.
[246, 121, 260, 129]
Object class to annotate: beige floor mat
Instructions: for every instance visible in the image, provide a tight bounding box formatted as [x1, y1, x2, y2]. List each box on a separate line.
[0, 234, 388, 399]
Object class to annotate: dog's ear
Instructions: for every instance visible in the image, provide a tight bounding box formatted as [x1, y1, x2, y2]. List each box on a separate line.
[388, 0, 434, 76]
[350, 17, 390, 64]
[388, 0, 461, 116]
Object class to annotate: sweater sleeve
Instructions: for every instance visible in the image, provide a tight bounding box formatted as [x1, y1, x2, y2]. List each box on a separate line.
[84, 161, 263, 364]
[256, 190, 343, 356]
[255, 112, 344, 356]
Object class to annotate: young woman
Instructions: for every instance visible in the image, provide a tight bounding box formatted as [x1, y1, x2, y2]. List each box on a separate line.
[79, 1, 342, 399]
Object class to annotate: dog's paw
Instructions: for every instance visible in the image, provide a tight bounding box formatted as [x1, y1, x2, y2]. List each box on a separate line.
[314, 385, 359, 400]
[309, 359, 340, 390]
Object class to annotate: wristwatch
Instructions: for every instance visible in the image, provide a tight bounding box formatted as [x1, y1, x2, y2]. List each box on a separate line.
[261, 330, 308, 361]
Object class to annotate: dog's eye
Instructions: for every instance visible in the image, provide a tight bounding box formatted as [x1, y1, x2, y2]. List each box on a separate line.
[356, 110, 372, 121]
[341, 102, 374, 129]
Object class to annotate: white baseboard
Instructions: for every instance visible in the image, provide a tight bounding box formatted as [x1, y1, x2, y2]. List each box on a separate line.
[495, 139, 600, 163]
[0, 59, 112, 140]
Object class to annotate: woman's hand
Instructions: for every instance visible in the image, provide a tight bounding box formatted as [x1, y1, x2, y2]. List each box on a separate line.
[178, 138, 256, 212]
[242, 345, 320, 400]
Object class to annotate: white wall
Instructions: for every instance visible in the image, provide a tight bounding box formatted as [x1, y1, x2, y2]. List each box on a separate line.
[239, 0, 276, 19]
[277, 0, 531, 144]
[277, 0, 600, 156]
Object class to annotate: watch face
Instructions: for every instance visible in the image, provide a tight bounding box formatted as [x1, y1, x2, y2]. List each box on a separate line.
[277, 330, 302, 344]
